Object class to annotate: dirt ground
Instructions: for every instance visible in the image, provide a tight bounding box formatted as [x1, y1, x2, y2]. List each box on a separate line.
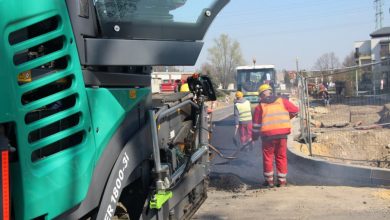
[294, 96, 390, 168]
[193, 175, 390, 220]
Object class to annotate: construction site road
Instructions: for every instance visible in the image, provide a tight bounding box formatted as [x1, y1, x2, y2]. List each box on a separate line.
[193, 105, 390, 220]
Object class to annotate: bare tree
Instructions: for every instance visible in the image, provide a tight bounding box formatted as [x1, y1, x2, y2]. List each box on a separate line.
[200, 62, 216, 76]
[313, 52, 341, 71]
[312, 52, 342, 84]
[283, 69, 292, 88]
[207, 34, 245, 89]
[342, 51, 356, 67]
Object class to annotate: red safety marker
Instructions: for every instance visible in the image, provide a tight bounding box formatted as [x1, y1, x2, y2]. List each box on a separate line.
[1, 150, 10, 220]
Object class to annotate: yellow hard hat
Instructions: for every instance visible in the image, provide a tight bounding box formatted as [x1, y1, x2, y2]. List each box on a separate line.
[180, 83, 190, 92]
[235, 91, 243, 98]
[258, 84, 272, 94]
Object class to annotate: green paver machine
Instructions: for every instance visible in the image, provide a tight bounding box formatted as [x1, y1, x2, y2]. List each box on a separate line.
[0, 0, 228, 219]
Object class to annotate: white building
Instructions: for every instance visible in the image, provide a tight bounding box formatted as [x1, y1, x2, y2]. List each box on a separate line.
[354, 40, 371, 66]
[354, 27, 390, 91]
[151, 72, 193, 82]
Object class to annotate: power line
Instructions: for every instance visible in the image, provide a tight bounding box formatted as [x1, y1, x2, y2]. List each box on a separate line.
[307, 57, 390, 74]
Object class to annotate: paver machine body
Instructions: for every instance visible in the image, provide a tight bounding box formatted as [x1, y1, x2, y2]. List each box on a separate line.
[0, 0, 228, 219]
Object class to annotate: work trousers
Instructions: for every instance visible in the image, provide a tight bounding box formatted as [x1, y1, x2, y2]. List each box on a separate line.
[239, 123, 252, 145]
[262, 138, 288, 184]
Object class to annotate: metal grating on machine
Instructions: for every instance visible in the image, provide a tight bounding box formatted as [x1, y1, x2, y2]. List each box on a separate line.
[8, 14, 85, 162]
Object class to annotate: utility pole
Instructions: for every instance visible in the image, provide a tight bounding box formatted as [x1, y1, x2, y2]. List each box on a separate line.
[295, 57, 299, 90]
[374, 0, 384, 30]
[355, 57, 359, 96]
[355, 68, 359, 96]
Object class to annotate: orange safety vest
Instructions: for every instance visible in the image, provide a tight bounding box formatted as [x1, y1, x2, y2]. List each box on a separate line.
[260, 98, 291, 133]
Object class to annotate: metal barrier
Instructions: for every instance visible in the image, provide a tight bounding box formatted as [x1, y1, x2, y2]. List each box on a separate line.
[296, 74, 313, 155]
[296, 61, 390, 168]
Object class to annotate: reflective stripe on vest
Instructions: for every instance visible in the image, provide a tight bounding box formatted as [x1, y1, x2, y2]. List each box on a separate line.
[260, 98, 291, 132]
[235, 100, 252, 122]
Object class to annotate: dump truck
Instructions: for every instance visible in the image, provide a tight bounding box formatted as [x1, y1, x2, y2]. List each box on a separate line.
[236, 65, 277, 103]
[0, 0, 228, 219]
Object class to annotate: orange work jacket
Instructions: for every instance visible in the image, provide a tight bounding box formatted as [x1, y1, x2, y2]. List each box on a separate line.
[260, 98, 291, 133]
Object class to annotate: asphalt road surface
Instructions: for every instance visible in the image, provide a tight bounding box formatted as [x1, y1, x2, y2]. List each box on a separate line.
[208, 105, 313, 185]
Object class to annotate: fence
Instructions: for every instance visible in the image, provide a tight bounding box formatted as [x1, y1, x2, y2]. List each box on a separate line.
[296, 61, 390, 168]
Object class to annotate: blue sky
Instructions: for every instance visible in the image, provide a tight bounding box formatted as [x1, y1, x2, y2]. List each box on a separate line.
[194, 0, 390, 71]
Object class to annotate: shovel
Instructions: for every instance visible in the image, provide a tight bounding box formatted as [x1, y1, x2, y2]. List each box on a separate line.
[208, 144, 237, 160]
[234, 126, 249, 151]
[233, 126, 241, 148]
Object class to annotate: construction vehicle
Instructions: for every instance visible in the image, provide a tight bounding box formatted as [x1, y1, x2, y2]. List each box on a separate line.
[0, 0, 228, 219]
[236, 65, 276, 103]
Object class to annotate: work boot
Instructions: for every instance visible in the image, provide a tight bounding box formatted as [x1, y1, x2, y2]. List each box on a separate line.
[244, 145, 253, 152]
[248, 141, 254, 151]
[242, 140, 254, 152]
[262, 181, 274, 188]
[240, 142, 250, 152]
[276, 182, 287, 187]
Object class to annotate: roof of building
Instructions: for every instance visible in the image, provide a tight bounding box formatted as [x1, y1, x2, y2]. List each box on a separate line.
[370, 27, 390, 38]
[152, 72, 193, 75]
[236, 65, 275, 70]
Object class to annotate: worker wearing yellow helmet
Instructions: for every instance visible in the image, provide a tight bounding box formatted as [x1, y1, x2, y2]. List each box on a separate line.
[252, 83, 299, 188]
[258, 83, 272, 95]
[234, 91, 253, 150]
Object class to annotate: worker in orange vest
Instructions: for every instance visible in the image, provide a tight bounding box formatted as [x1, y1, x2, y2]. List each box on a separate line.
[252, 84, 299, 187]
